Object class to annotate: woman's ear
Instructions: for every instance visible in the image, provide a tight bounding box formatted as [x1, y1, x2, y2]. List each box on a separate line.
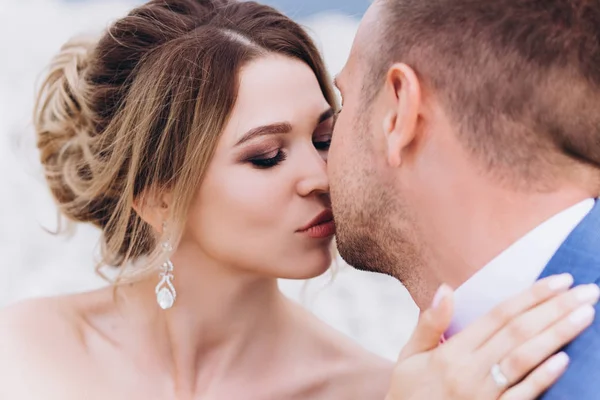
[132, 189, 173, 233]
[382, 63, 422, 168]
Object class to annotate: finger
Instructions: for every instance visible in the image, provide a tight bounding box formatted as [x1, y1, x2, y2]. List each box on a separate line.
[480, 304, 594, 397]
[476, 284, 599, 374]
[501, 305, 594, 385]
[398, 284, 454, 361]
[498, 352, 570, 400]
[449, 274, 574, 350]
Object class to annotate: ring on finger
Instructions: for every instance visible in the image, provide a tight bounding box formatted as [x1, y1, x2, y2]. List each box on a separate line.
[491, 363, 511, 389]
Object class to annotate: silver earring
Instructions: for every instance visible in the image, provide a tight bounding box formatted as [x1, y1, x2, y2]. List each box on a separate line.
[155, 223, 176, 310]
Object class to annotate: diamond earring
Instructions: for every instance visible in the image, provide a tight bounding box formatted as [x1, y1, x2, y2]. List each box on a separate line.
[155, 223, 176, 310]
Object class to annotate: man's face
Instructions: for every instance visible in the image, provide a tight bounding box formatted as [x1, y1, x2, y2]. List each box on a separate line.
[328, 2, 422, 283]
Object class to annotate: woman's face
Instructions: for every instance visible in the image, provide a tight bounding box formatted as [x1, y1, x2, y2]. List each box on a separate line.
[185, 55, 336, 279]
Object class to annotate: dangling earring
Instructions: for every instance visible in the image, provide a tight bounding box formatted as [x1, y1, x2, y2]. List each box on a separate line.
[155, 222, 176, 310]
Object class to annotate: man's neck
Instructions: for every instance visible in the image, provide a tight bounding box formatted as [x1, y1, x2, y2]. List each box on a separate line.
[413, 187, 593, 309]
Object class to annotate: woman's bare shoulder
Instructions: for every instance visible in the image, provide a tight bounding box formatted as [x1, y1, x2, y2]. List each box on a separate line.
[328, 345, 394, 399]
[0, 296, 81, 346]
[288, 302, 394, 399]
[0, 287, 112, 340]
[0, 296, 86, 359]
[0, 296, 88, 396]
[300, 347, 393, 400]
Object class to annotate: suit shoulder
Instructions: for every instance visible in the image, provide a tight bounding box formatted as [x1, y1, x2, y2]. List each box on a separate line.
[541, 294, 600, 399]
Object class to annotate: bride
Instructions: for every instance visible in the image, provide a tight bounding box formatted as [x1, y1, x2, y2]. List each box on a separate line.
[0, 1, 594, 398]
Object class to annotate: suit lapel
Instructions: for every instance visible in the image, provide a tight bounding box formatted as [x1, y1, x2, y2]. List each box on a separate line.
[538, 200, 600, 284]
[537, 201, 600, 398]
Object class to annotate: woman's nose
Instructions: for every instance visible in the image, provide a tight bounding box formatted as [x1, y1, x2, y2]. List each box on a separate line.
[296, 147, 330, 197]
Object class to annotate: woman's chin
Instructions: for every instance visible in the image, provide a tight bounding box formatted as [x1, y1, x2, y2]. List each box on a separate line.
[277, 252, 333, 280]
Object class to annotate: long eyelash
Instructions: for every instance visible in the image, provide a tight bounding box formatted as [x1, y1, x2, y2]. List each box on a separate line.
[249, 150, 287, 169]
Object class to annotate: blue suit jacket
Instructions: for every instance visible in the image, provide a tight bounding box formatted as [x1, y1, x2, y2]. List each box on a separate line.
[538, 201, 600, 399]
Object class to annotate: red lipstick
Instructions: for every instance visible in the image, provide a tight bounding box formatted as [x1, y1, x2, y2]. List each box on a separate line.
[298, 209, 336, 239]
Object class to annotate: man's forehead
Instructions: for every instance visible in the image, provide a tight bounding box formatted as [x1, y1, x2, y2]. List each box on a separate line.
[336, 1, 385, 91]
[333, 75, 342, 90]
[345, 1, 384, 72]
[334, 56, 351, 91]
[357, 0, 385, 46]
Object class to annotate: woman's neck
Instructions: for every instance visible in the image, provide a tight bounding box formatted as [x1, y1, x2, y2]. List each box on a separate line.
[111, 241, 291, 394]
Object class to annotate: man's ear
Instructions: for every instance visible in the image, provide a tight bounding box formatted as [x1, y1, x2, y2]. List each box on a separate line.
[382, 63, 422, 168]
[132, 189, 173, 233]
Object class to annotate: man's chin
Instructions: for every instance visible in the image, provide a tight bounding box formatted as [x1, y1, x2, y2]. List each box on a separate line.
[345, 259, 394, 277]
[336, 232, 395, 277]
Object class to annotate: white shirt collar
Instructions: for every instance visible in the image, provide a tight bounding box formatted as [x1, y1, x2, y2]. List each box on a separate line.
[446, 199, 595, 337]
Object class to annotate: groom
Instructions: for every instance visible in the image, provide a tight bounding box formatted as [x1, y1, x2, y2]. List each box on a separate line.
[329, 0, 600, 398]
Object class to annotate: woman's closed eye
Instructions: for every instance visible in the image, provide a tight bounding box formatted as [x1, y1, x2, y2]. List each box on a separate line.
[313, 136, 332, 151]
[313, 115, 335, 152]
[248, 149, 287, 169]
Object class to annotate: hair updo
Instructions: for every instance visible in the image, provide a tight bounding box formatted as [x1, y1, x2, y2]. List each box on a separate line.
[33, 0, 336, 281]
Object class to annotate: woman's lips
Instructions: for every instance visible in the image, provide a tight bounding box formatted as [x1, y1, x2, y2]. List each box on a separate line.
[298, 209, 336, 239]
[302, 219, 336, 239]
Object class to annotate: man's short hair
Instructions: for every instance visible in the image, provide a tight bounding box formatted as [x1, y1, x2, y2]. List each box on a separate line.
[369, 0, 600, 182]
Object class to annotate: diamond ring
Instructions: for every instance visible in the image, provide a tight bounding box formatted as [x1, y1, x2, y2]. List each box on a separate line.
[491, 364, 510, 389]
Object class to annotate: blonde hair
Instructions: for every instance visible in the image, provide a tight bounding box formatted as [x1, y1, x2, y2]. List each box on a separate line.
[33, 0, 337, 283]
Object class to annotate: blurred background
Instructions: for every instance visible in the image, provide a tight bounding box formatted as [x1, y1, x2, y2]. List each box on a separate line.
[0, 0, 418, 361]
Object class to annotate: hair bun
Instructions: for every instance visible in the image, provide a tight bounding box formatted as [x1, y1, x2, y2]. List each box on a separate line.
[34, 36, 98, 221]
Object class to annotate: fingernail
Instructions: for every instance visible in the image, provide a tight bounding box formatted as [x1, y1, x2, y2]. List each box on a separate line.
[569, 305, 595, 326]
[546, 352, 569, 373]
[575, 284, 600, 303]
[432, 284, 451, 309]
[547, 273, 574, 291]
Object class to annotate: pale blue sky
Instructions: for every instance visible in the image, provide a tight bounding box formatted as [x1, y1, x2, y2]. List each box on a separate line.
[62, 0, 369, 18]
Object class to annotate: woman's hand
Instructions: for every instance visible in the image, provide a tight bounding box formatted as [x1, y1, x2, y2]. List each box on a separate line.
[385, 274, 599, 400]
